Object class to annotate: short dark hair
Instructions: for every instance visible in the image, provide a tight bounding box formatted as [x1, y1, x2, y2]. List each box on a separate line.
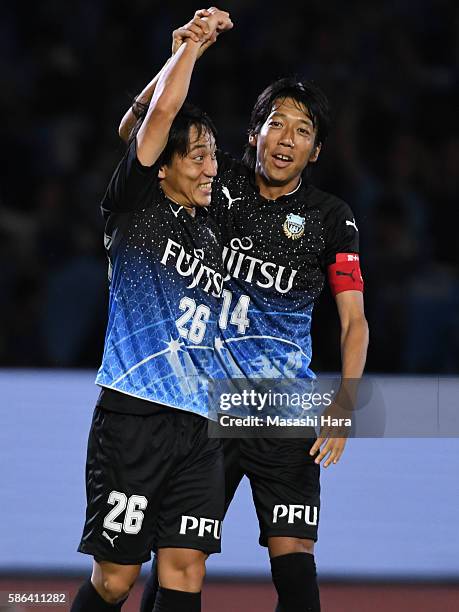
[129, 101, 217, 167]
[242, 77, 331, 171]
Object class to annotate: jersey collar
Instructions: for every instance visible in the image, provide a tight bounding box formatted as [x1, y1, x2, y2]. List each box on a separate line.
[249, 172, 308, 203]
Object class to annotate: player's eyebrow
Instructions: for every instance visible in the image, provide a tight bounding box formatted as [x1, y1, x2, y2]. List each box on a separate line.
[271, 112, 313, 127]
[188, 142, 216, 154]
[189, 143, 207, 152]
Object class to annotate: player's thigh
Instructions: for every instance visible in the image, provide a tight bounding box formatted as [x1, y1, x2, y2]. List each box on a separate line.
[78, 406, 176, 564]
[156, 412, 225, 555]
[241, 437, 320, 547]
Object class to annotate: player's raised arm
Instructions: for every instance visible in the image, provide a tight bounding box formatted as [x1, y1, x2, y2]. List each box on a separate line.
[135, 41, 202, 167]
[118, 58, 173, 143]
[118, 10, 210, 143]
[119, 8, 233, 143]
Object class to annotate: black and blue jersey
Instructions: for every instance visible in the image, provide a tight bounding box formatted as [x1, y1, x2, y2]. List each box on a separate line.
[95, 140, 224, 416]
[210, 152, 362, 380]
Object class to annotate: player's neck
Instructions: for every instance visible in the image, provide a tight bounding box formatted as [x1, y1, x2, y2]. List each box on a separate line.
[255, 173, 301, 201]
[161, 185, 196, 217]
[168, 197, 196, 217]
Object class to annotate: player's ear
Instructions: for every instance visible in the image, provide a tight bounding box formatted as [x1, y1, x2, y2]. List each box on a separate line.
[158, 165, 167, 179]
[248, 133, 257, 148]
[309, 143, 321, 163]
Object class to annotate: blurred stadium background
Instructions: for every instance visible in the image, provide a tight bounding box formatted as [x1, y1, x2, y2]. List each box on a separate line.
[0, 0, 458, 610]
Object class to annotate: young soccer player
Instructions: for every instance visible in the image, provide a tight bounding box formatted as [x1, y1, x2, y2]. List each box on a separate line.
[71, 10, 233, 612]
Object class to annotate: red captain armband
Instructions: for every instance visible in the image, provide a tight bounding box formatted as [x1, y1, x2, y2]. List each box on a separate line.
[327, 253, 364, 297]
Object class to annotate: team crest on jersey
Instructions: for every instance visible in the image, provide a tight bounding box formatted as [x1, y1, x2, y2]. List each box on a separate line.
[283, 213, 305, 240]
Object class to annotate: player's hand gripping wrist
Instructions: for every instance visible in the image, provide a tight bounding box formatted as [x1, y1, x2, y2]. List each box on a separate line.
[172, 8, 233, 58]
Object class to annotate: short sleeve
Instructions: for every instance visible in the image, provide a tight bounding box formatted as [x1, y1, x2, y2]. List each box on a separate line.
[101, 139, 160, 214]
[322, 200, 360, 267]
[322, 199, 363, 296]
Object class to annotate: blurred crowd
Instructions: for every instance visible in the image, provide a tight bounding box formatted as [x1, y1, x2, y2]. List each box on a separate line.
[1, 0, 458, 372]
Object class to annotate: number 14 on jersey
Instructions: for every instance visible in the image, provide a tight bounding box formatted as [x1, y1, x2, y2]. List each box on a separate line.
[176, 289, 250, 344]
[219, 289, 250, 335]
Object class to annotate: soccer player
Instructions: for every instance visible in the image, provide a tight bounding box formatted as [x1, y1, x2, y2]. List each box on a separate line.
[71, 10, 233, 612]
[213, 78, 368, 612]
[121, 10, 369, 612]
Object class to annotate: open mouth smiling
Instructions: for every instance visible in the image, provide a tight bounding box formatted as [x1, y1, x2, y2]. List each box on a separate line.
[272, 153, 293, 167]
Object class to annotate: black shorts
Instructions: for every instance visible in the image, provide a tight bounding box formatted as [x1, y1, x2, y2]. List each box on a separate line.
[223, 437, 320, 546]
[78, 406, 224, 565]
